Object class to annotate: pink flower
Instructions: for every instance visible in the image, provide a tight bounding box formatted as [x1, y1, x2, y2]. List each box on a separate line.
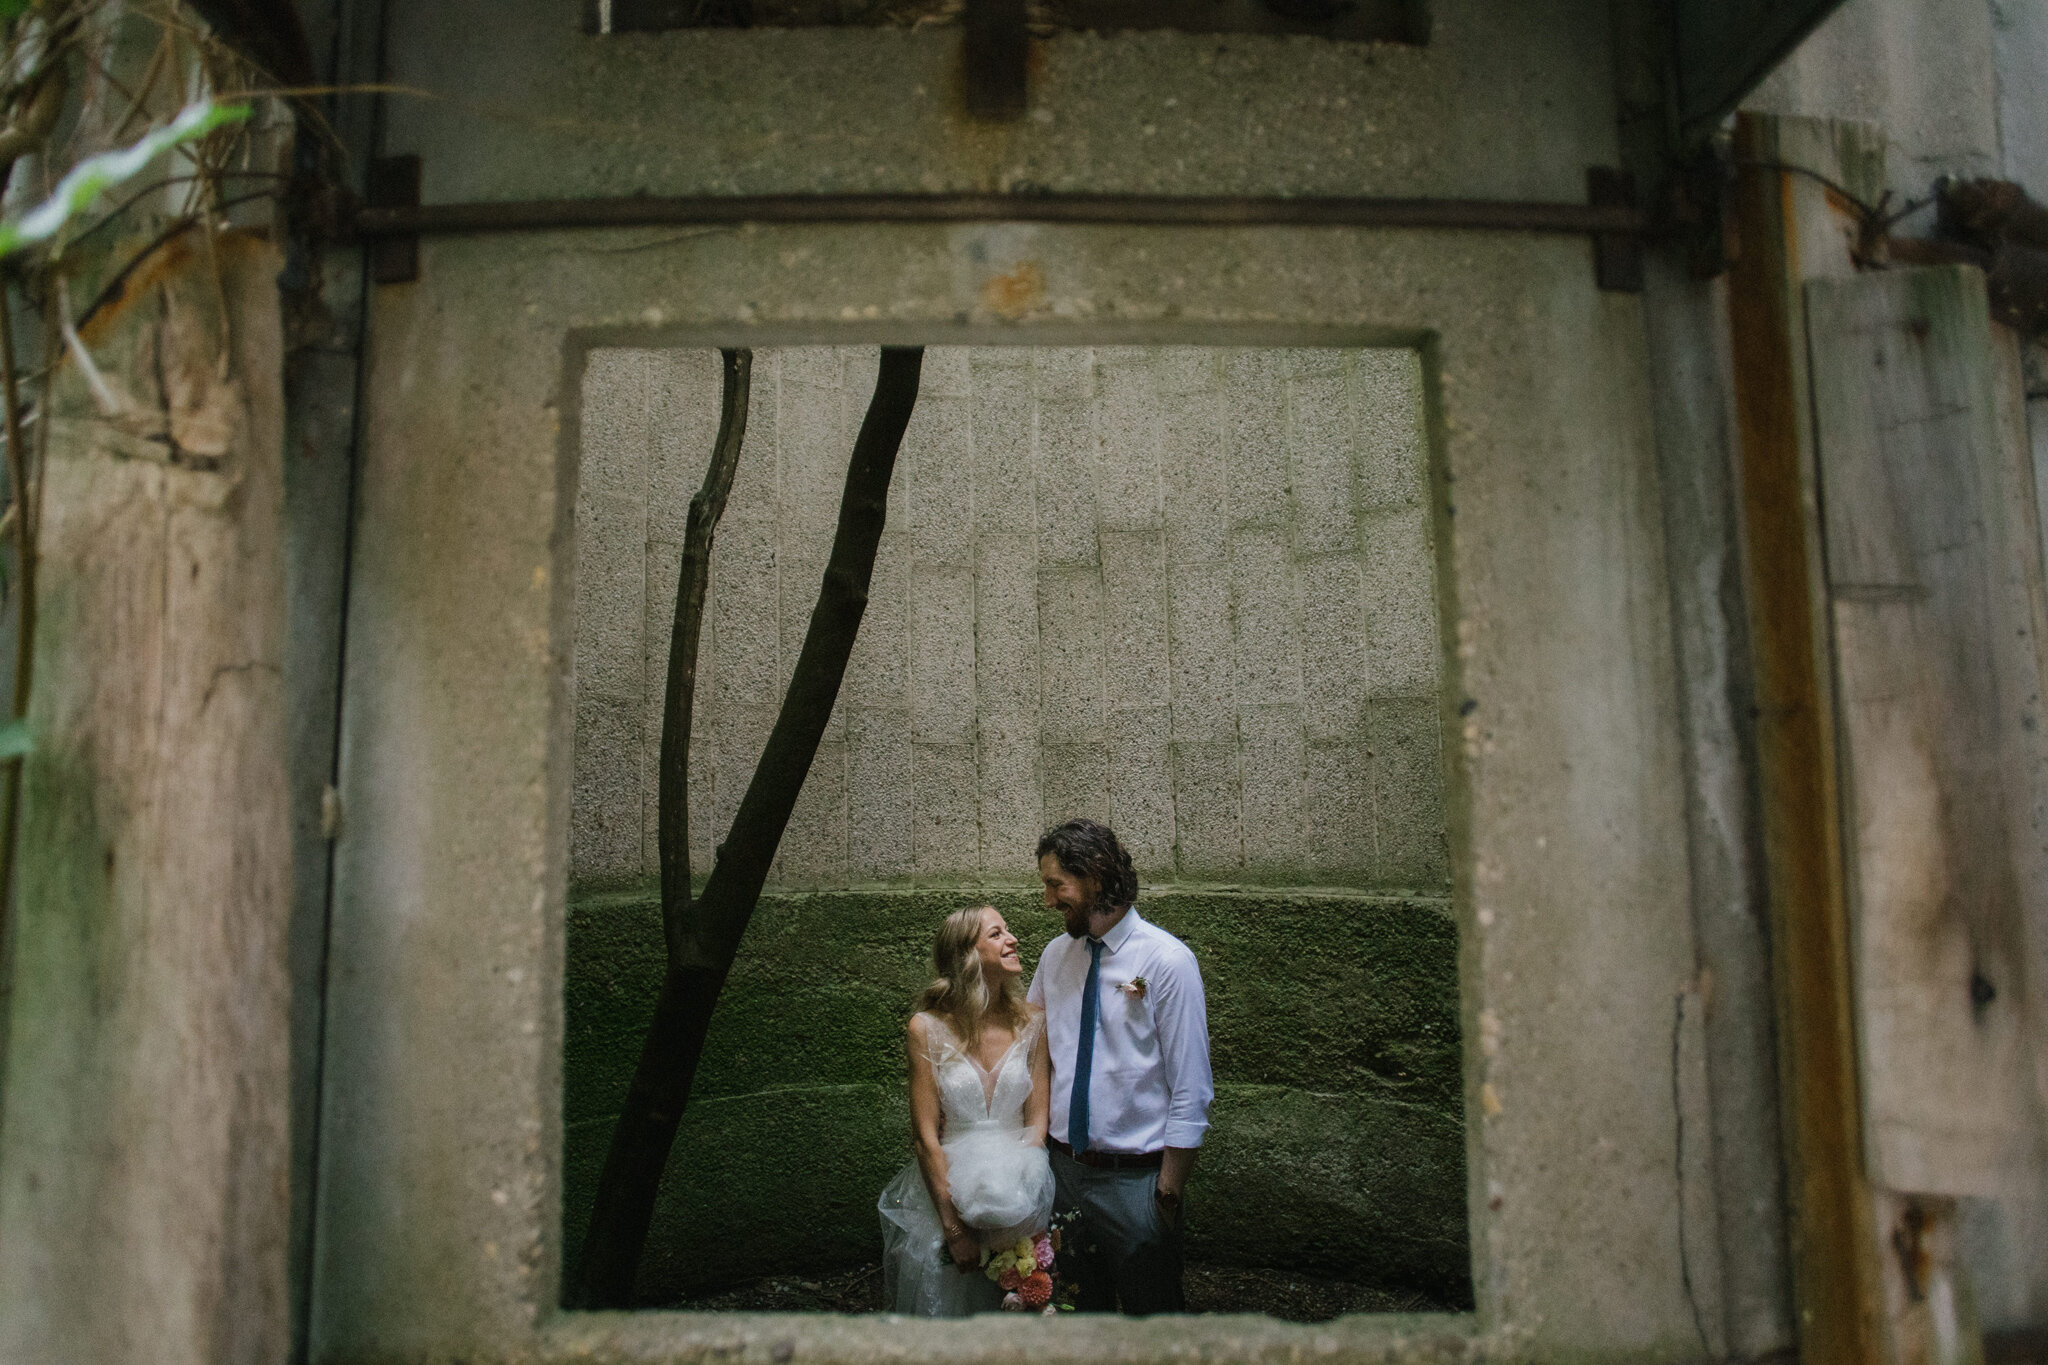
[1033, 1234, 1055, 1270]
[1020, 1271, 1053, 1308]
[998, 1265, 1024, 1291]
[1119, 976, 1149, 1000]
[1002, 1291, 1023, 1311]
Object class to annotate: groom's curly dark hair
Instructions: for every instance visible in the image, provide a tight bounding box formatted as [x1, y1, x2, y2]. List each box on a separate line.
[1035, 818, 1138, 912]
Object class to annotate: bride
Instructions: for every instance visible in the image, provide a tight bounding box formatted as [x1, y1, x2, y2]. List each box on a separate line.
[878, 906, 1056, 1316]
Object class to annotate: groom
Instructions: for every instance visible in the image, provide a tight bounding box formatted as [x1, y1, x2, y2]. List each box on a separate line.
[1027, 818, 1214, 1314]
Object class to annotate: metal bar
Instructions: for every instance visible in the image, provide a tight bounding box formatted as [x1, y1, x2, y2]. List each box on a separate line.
[364, 154, 420, 284]
[349, 192, 1646, 240]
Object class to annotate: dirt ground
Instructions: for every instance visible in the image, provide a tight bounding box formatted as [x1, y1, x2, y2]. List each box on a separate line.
[666, 1262, 1450, 1321]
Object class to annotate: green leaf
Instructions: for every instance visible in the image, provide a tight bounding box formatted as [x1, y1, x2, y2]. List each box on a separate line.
[0, 0, 33, 20]
[0, 99, 255, 258]
[0, 718, 31, 761]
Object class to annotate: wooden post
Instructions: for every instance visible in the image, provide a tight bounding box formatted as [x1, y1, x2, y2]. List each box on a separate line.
[1725, 112, 1888, 1365]
[0, 232, 293, 1364]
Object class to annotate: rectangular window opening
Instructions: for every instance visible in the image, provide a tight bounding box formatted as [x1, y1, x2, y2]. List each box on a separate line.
[563, 343, 1469, 1318]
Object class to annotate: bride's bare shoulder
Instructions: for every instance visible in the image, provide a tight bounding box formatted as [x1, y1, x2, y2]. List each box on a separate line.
[910, 1011, 957, 1046]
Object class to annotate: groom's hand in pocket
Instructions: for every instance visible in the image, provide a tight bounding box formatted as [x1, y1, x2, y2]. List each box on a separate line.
[1155, 1146, 1196, 1230]
[1152, 1184, 1184, 1231]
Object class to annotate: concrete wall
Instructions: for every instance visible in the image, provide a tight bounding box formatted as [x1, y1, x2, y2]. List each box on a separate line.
[307, 1, 1730, 1360]
[1745, 0, 2003, 192]
[572, 345, 1444, 891]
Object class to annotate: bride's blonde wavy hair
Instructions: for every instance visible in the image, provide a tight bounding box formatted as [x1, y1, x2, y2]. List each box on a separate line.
[915, 905, 1029, 1051]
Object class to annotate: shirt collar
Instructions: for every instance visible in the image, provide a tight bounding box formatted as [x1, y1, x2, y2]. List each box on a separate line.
[1096, 905, 1142, 954]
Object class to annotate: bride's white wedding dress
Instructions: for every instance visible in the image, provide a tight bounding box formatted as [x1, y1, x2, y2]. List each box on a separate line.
[877, 1012, 1056, 1316]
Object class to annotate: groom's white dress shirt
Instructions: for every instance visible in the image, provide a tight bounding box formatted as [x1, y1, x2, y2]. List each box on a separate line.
[1027, 907, 1214, 1154]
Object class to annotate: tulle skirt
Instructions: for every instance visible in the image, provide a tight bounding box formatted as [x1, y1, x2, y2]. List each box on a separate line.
[877, 1125, 1056, 1317]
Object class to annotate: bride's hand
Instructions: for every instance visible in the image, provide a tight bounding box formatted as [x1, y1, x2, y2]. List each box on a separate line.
[944, 1225, 981, 1270]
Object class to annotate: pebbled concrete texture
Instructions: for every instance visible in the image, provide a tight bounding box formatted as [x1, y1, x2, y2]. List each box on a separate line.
[562, 887, 1467, 1302]
[571, 345, 1446, 894]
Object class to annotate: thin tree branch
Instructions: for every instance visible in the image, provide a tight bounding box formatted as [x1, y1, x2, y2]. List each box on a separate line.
[66, 169, 287, 250]
[0, 61, 68, 168]
[570, 346, 923, 1309]
[0, 175, 39, 1032]
[658, 348, 749, 964]
[687, 347, 922, 963]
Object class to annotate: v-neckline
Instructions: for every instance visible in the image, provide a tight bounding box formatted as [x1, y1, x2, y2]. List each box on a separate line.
[948, 1022, 1029, 1114]
[964, 1031, 1025, 1112]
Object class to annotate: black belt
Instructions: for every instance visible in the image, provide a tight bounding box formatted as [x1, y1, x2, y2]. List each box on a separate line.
[1051, 1138, 1163, 1171]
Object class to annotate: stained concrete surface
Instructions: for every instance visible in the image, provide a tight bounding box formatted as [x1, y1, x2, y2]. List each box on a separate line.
[315, 236, 1709, 1362]
[572, 345, 1445, 892]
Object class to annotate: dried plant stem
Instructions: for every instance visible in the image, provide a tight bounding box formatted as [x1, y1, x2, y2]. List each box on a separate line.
[0, 190, 39, 1007]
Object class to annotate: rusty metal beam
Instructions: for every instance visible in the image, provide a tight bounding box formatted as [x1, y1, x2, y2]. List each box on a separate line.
[350, 191, 1645, 239]
[1724, 113, 1886, 1365]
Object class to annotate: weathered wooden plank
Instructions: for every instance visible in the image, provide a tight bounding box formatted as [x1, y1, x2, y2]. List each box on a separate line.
[0, 235, 292, 1364]
[1806, 265, 2044, 1197]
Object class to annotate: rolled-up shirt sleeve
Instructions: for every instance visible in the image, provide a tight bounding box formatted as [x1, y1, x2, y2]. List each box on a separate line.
[1152, 943, 1214, 1148]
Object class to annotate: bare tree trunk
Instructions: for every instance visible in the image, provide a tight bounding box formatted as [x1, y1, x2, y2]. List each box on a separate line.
[571, 345, 923, 1309]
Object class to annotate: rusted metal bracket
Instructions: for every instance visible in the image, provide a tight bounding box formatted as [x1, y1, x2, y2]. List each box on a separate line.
[1926, 178, 2048, 336]
[1665, 141, 1733, 280]
[1587, 167, 1644, 293]
[366, 154, 421, 285]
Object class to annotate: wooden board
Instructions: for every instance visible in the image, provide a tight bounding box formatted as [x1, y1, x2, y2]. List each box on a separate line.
[1806, 265, 2045, 1196]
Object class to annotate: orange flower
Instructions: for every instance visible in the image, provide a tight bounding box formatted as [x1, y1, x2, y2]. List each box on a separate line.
[998, 1265, 1024, 1291]
[1020, 1271, 1053, 1308]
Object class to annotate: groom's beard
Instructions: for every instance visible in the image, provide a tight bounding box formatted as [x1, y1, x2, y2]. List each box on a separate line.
[1062, 897, 1101, 938]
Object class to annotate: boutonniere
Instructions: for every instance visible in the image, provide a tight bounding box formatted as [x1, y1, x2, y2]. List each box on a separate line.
[1119, 976, 1149, 1000]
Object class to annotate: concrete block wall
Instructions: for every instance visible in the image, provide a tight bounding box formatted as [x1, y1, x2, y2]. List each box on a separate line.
[572, 345, 1447, 892]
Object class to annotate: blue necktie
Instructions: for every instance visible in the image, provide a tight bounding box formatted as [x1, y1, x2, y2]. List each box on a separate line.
[1069, 938, 1104, 1153]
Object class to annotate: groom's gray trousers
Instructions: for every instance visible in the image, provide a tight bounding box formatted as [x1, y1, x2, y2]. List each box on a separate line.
[1049, 1147, 1185, 1315]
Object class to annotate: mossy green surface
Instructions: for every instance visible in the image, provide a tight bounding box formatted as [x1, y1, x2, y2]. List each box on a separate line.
[563, 887, 1469, 1304]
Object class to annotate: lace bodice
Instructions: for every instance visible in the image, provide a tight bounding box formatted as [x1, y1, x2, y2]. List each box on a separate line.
[918, 1011, 1041, 1136]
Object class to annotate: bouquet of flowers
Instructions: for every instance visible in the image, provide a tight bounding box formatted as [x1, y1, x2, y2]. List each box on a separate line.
[981, 1217, 1079, 1313]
